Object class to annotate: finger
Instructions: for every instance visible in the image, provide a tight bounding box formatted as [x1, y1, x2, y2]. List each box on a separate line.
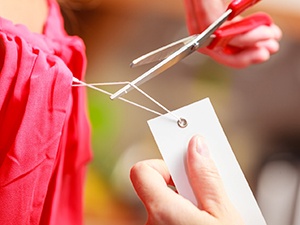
[186, 135, 232, 216]
[130, 159, 191, 214]
[130, 159, 214, 224]
[228, 24, 282, 48]
[256, 39, 280, 54]
[272, 23, 283, 40]
[201, 44, 277, 68]
[130, 159, 173, 203]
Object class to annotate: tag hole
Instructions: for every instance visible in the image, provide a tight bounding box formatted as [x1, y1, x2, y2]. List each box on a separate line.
[177, 118, 188, 128]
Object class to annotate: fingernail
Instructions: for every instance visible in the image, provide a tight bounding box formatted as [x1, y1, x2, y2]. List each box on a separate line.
[195, 136, 210, 158]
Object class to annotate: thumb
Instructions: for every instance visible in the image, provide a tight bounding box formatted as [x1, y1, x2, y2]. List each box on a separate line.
[186, 135, 231, 216]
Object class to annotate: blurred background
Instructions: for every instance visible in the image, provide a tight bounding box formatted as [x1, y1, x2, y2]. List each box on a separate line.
[59, 0, 300, 224]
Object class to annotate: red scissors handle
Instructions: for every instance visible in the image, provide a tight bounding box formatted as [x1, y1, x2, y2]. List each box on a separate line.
[207, 13, 272, 54]
[228, 0, 262, 20]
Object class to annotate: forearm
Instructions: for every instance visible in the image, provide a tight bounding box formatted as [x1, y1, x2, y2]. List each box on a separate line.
[184, 0, 227, 32]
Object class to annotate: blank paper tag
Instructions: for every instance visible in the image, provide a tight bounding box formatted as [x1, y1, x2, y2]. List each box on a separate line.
[148, 98, 266, 225]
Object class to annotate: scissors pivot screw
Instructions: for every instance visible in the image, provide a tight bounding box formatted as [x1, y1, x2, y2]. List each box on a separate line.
[191, 42, 200, 51]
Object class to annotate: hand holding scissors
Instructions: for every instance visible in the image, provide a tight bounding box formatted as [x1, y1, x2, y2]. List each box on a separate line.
[111, 0, 281, 99]
[185, 0, 282, 68]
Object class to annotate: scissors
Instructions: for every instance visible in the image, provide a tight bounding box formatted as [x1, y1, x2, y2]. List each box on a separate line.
[110, 0, 271, 100]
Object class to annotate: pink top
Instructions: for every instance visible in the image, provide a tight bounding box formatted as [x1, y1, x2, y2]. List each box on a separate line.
[0, 0, 92, 224]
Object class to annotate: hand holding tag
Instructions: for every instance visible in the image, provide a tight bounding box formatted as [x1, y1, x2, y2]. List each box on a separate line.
[145, 98, 266, 225]
[130, 135, 244, 225]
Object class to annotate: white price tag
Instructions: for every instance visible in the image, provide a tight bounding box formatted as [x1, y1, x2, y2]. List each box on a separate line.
[148, 98, 266, 225]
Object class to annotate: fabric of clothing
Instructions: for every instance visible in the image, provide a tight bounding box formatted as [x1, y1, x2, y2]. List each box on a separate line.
[0, 0, 92, 224]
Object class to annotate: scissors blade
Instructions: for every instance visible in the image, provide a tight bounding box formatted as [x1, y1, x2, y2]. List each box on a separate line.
[130, 35, 197, 68]
[110, 10, 231, 100]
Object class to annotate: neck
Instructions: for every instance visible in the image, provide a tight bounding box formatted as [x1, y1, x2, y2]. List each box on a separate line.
[0, 0, 49, 33]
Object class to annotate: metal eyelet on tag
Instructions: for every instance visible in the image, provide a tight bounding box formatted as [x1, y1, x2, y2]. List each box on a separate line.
[177, 118, 188, 128]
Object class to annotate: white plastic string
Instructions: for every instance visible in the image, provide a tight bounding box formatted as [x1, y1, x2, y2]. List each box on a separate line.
[72, 77, 183, 120]
[128, 83, 181, 121]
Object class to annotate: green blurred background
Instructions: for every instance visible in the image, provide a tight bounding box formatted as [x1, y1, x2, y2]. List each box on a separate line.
[59, 0, 300, 224]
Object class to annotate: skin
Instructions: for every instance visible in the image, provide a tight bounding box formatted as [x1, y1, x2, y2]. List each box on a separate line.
[0, 0, 48, 34]
[184, 0, 282, 68]
[130, 135, 245, 225]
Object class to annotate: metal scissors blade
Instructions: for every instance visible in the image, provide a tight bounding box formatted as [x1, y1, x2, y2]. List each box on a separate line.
[110, 10, 231, 100]
[130, 35, 199, 68]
